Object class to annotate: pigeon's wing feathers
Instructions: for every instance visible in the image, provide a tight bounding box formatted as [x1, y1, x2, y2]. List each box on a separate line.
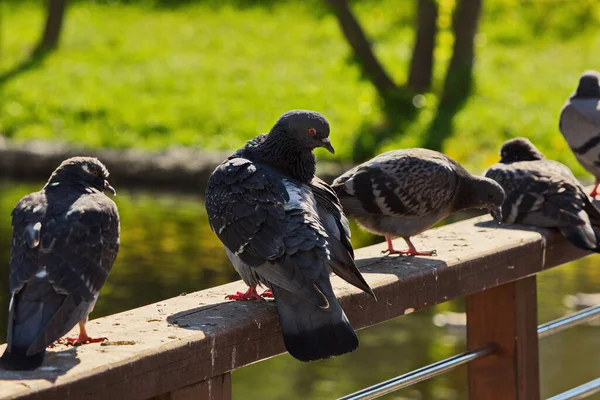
[205, 157, 289, 267]
[311, 177, 353, 254]
[487, 162, 600, 252]
[8, 192, 48, 293]
[269, 180, 360, 360]
[333, 150, 459, 218]
[40, 194, 120, 300]
[486, 164, 585, 227]
[310, 177, 373, 297]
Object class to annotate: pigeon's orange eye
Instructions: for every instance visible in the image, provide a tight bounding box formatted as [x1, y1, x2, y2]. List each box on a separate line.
[91, 170, 99, 176]
[308, 128, 316, 135]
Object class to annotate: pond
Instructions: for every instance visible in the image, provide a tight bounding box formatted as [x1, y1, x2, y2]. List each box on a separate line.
[0, 180, 599, 399]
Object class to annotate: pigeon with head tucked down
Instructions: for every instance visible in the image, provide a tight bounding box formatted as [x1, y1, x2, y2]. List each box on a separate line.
[485, 137, 600, 252]
[205, 110, 374, 362]
[1, 157, 120, 371]
[559, 70, 600, 197]
[332, 149, 505, 256]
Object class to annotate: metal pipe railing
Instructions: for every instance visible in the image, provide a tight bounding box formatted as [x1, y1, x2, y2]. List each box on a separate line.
[546, 377, 600, 400]
[337, 345, 495, 400]
[538, 305, 600, 339]
[338, 305, 600, 400]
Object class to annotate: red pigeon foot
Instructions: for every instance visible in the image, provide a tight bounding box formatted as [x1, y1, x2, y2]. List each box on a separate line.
[382, 236, 436, 256]
[65, 333, 107, 346]
[260, 289, 274, 298]
[225, 287, 263, 301]
[590, 182, 599, 199]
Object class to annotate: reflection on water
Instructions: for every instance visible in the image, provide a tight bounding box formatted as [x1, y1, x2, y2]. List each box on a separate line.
[0, 180, 599, 399]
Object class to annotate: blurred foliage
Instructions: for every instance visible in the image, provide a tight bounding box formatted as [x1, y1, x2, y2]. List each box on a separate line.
[0, 0, 599, 175]
[1, 180, 600, 398]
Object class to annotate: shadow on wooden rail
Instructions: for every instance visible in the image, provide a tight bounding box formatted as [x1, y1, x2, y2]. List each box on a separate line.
[0, 214, 593, 400]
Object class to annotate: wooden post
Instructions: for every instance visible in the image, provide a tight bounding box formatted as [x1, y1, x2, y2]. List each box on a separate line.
[150, 373, 231, 400]
[466, 277, 540, 400]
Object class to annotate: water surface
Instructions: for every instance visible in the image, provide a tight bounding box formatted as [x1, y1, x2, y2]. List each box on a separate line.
[0, 181, 598, 399]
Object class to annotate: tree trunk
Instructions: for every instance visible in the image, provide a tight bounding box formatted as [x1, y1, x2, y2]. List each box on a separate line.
[407, 0, 438, 92]
[327, 0, 398, 100]
[34, 0, 68, 54]
[438, 0, 482, 108]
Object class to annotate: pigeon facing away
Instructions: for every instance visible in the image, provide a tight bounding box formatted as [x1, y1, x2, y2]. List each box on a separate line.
[559, 70, 600, 197]
[485, 137, 600, 252]
[1, 157, 120, 370]
[205, 110, 374, 362]
[332, 149, 505, 256]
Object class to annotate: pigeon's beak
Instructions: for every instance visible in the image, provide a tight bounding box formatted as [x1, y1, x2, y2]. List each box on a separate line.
[320, 138, 335, 154]
[489, 205, 502, 222]
[104, 180, 117, 196]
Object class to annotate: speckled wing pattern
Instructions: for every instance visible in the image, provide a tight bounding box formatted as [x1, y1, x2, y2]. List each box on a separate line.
[485, 160, 600, 251]
[559, 98, 600, 176]
[7, 189, 119, 357]
[332, 149, 460, 218]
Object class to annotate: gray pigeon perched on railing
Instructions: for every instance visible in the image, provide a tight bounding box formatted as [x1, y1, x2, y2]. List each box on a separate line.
[332, 149, 505, 256]
[1, 157, 120, 370]
[485, 137, 600, 252]
[559, 70, 600, 197]
[205, 110, 374, 362]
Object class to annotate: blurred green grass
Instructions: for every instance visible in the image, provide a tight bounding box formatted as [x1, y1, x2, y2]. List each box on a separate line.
[1, 0, 599, 176]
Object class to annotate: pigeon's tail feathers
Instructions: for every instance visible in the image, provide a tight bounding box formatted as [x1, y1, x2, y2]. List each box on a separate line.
[1, 345, 45, 371]
[271, 283, 358, 362]
[559, 224, 600, 253]
[2, 280, 88, 371]
[1, 291, 48, 370]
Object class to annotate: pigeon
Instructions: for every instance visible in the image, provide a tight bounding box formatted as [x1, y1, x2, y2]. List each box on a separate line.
[1, 157, 120, 370]
[559, 70, 600, 197]
[332, 149, 505, 256]
[205, 110, 374, 362]
[485, 137, 600, 252]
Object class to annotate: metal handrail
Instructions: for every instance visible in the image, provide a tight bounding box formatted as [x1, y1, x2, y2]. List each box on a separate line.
[538, 305, 600, 339]
[546, 378, 600, 400]
[338, 305, 600, 400]
[337, 345, 495, 400]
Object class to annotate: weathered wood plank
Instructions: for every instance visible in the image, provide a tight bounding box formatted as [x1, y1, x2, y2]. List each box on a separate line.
[466, 277, 540, 400]
[149, 373, 231, 400]
[0, 216, 589, 399]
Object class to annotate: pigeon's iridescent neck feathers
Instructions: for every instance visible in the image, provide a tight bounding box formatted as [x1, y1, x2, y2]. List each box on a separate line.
[235, 133, 317, 183]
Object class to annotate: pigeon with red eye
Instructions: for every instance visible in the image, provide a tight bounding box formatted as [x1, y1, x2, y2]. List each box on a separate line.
[1, 157, 120, 370]
[559, 70, 600, 198]
[332, 149, 505, 256]
[205, 110, 374, 362]
[486, 137, 600, 253]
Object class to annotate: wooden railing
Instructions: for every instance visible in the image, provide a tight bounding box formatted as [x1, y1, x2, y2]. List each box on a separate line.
[0, 214, 598, 399]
